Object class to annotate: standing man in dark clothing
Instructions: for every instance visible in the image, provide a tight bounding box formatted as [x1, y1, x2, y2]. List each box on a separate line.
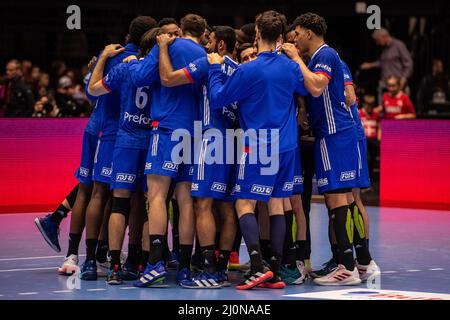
[4, 60, 35, 117]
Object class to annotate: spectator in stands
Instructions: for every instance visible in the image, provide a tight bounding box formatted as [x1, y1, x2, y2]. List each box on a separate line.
[360, 28, 413, 103]
[37, 72, 51, 98]
[359, 94, 380, 181]
[55, 75, 80, 116]
[3, 59, 35, 117]
[416, 58, 450, 114]
[32, 94, 58, 118]
[381, 75, 416, 119]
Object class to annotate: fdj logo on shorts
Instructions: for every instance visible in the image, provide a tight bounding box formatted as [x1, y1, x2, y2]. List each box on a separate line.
[116, 173, 136, 183]
[293, 176, 304, 185]
[283, 182, 294, 192]
[145, 162, 152, 170]
[101, 167, 112, 177]
[162, 161, 179, 172]
[318, 178, 328, 187]
[211, 182, 227, 193]
[191, 183, 199, 191]
[251, 184, 273, 196]
[340, 170, 356, 182]
[79, 167, 89, 177]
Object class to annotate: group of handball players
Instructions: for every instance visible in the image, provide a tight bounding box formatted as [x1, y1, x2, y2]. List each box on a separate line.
[34, 10, 381, 290]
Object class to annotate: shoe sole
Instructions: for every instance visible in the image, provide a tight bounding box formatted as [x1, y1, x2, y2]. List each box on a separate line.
[107, 280, 123, 285]
[34, 218, 60, 253]
[80, 271, 98, 281]
[180, 284, 222, 289]
[134, 276, 169, 288]
[258, 281, 286, 289]
[313, 278, 362, 286]
[360, 270, 381, 282]
[58, 265, 79, 275]
[236, 271, 274, 290]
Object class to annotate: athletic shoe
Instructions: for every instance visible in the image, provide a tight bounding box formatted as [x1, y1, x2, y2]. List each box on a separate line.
[217, 270, 231, 287]
[107, 264, 123, 285]
[356, 260, 381, 282]
[97, 260, 110, 277]
[180, 271, 222, 289]
[166, 251, 179, 270]
[133, 261, 167, 288]
[176, 267, 191, 285]
[280, 261, 307, 285]
[310, 258, 338, 278]
[58, 254, 79, 275]
[235, 268, 273, 290]
[258, 275, 286, 289]
[190, 255, 203, 272]
[80, 260, 97, 281]
[120, 259, 139, 281]
[313, 264, 362, 286]
[34, 215, 61, 252]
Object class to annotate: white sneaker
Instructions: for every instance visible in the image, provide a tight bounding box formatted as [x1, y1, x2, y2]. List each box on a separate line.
[313, 264, 362, 286]
[293, 261, 308, 284]
[58, 254, 79, 275]
[357, 260, 381, 282]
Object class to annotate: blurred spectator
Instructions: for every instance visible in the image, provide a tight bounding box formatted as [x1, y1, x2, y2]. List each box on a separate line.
[381, 75, 416, 119]
[32, 94, 58, 118]
[360, 28, 413, 102]
[55, 76, 85, 116]
[416, 58, 450, 114]
[2, 59, 35, 117]
[359, 94, 380, 181]
[37, 72, 51, 98]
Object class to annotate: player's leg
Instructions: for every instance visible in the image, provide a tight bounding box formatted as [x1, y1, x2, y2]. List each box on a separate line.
[257, 201, 271, 263]
[167, 198, 180, 268]
[300, 142, 314, 271]
[216, 201, 237, 286]
[95, 197, 111, 276]
[35, 184, 79, 252]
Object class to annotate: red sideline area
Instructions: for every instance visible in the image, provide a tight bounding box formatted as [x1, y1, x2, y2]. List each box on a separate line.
[380, 119, 450, 211]
[0, 118, 87, 213]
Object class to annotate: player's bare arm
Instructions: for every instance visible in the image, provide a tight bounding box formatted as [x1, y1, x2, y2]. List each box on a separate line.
[157, 34, 189, 87]
[344, 83, 356, 107]
[282, 42, 329, 97]
[87, 44, 125, 96]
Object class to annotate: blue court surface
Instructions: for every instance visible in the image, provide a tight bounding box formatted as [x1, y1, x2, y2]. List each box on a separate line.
[1, 204, 450, 300]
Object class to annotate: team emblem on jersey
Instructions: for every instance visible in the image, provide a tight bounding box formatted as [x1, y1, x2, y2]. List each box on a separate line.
[211, 182, 227, 193]
[79, 167, 89, 177]
[318, 178, 329, 187]
[251, 184, 273, 196]
[340, 170, 356, 181]
[101, 167, 112, 177]
[283, 182, 294, 191]
[162, 161, 179, 172]
[116, 173, 136, 183]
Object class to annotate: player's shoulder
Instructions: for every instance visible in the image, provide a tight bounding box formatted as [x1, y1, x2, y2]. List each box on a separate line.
[314, 45, 339, 61]
[224, 55, 238, 68]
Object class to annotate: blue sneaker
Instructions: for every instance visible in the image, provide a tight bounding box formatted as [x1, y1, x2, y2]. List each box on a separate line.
[34, 215, 61, 252]
[310, 259, 338, 278]
[80, 260, 97, 281]
[176, 267, 191, 285]
[133, 261, 167, 288]
[120, 259, 139, 281]
[217, 270, 231, 287]
[180, 271, 222, 289]
[166, 251, 179, 270]
[107, 264, 123, 285]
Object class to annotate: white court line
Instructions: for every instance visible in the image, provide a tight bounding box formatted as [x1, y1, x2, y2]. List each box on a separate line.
[382, 271, 397, 274]
[0, 267, 56, 273]
[18, 292, 38, 295]
[120, 287, 137, 290]
[87, 288, 106, 292]
[0, 254, 86, 262]
[406, 269, 421, 272]
[53, 290, 73, 293]
[430, 268, 444, 271]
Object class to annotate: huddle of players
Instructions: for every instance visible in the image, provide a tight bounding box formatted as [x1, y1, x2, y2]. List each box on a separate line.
[35, 10, 381, 290]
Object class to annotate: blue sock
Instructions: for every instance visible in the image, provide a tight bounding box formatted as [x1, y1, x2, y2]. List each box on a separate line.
[269, 215, 286, 275]
[239, 213, 263, 272]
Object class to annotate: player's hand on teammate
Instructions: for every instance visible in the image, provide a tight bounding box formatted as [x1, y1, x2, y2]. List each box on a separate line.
[281, 43, 301, 62]
[123, 55, 137, 63]
[102, 44, 125, 58]
[207, 53, 224, 65]
[157, 33, 175, 47]
[87, 56, 97, 72]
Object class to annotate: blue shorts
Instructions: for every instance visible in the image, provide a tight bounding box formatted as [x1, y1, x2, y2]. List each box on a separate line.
[74, 130, 99, 185]
[292, 147, 304, 195]
[315, 129, 359, 194]
[191, 137, 234, 201]
[144, 129, 193, 183]
[231, 148, 296, 202]
[93, 138, 115, 185]
[111, 147, 147, 192]
[356, 138, 371, 189]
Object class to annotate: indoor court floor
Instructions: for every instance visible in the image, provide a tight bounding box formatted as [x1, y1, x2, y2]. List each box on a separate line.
[1, 203, 450, 300]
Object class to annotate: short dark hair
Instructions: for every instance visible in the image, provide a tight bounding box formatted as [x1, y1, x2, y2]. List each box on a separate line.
[129, 16, 158, 45]
[139, 27, 163, 58]
[292, 12, 327, 37]
[157, 17, 178, 28]
[240, 23, 256, 43]
[236, 43, 254, 63]
[255, 10, 284, 43]
[212, 26, 236, 53]
[180, 14, 207, 38]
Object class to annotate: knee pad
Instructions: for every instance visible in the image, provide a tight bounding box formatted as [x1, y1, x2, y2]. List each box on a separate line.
[112, 197, 131, 218]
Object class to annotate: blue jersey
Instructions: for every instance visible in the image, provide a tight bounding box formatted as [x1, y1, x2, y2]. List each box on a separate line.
[184, 55, 239, 132]
[83, 72, 101, 136]
[88, 43, 139, 141]
[128, 38, 206, 134]
[306, 44, 355, 138]
[102, 62, 152, 150]
[340, 60, 365, 141]
[208, 51, 307, 153]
